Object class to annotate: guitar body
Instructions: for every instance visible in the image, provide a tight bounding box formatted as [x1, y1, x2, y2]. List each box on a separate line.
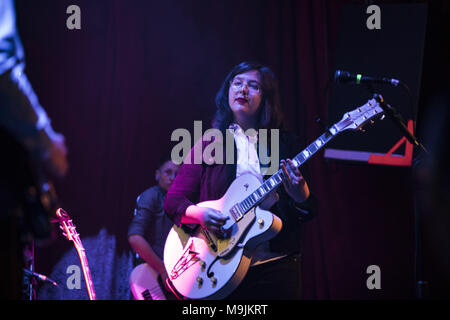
[164, 174, 282, 300]
[129, 263, 166, 300]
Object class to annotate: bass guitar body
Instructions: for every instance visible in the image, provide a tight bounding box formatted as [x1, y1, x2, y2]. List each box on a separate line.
[129, 263, 166, 300]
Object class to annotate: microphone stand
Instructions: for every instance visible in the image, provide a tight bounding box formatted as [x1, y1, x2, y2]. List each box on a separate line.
[23, 241, 58, 299]
[367, 86, 430, 299]
[371, 93, 427, 154]
[24, 241, 36, 300]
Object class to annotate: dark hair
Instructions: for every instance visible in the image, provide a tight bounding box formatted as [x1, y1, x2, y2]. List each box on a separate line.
[156, 149, 174, 170]
[212, 61, 285, 132]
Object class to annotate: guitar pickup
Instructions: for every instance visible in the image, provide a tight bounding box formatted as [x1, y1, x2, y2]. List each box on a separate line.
[230, 204, 243, 222]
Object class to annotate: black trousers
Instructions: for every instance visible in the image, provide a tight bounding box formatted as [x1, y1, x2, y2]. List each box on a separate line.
[226, 253, 302, 300]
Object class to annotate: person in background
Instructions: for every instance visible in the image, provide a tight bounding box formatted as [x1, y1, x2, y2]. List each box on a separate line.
[128, 154, 180, 299]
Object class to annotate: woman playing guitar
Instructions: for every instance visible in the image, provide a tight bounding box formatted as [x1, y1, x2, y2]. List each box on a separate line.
[163, 61, 316, 300]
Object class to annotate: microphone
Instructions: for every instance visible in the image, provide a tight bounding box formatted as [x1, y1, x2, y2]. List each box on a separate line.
[23, 269, 58, 286]
[334, 70, 400, 87]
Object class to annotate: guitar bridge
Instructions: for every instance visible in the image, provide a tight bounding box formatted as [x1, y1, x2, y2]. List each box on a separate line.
[200, 227, 217, 252]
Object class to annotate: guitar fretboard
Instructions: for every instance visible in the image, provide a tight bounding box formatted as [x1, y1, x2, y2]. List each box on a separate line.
[231, 128, 337, 221]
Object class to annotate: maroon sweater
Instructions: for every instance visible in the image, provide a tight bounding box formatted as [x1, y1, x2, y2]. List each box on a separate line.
[163, 130, 316, 254]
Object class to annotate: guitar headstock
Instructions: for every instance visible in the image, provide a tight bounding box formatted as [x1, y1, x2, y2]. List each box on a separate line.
[334, 98, 384, 133]
[56, 208, 82, 248]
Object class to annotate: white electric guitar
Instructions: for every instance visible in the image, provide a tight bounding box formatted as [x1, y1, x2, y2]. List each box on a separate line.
[129, 263, 166, 300]
[164, 98, 383, 299]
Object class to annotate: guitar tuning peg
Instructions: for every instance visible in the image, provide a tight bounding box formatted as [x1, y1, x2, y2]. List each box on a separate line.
[380, 114, 385, 120]
[359, 128, 366, 133]
[370, 120, 375, 125]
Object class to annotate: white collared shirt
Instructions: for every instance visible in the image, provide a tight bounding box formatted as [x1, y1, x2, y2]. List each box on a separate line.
[228, 123, 286, 266]
[229, 123, 263, 182]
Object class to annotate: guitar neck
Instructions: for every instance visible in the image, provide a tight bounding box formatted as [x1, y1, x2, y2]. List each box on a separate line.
[233, 127, 339, 217]
[75, 244, 97, 300]
[291, 127, 338, 168]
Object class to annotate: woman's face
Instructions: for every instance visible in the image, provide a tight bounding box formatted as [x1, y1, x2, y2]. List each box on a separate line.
[228, 70, 263, 123]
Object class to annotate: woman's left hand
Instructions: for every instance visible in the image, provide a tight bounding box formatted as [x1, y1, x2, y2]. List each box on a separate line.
[280, 159, 310, 203]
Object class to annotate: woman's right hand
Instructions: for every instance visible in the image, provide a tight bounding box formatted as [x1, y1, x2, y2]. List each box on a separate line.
[183, 205, 230, 237]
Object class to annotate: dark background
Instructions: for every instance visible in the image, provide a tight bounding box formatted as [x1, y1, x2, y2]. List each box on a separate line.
[13, 0, 450, 299]
[326, 4, 426, 156]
